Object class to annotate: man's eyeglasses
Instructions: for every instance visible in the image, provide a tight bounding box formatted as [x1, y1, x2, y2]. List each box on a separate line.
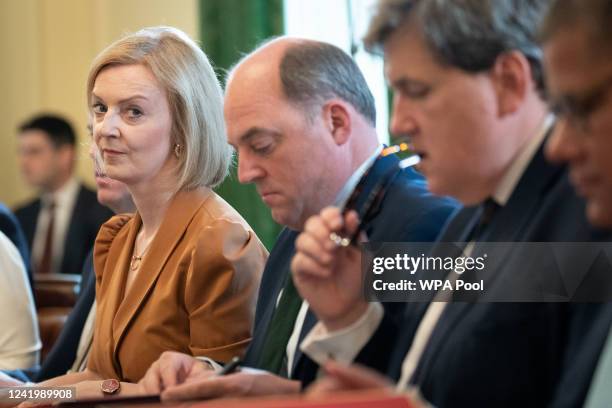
[330, 145, 420, 247]
[550, 73, 612, 132]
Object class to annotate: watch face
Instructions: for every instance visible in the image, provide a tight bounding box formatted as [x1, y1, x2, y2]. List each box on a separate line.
[101, 379, 121, 395]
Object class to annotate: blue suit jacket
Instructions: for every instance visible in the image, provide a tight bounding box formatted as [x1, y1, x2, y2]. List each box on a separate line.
[386, 145, 612, 408]
[0, 202, 32, 287]
[243, 158, 459, 385]
[14, 184, 113, 275]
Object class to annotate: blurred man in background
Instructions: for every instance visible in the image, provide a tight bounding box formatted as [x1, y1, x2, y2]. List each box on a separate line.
[15, 114, 112, 275]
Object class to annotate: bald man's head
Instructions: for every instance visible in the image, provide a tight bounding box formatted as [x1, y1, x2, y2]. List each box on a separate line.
[224, 37, 379, 230]
[227, 37, 376, 124]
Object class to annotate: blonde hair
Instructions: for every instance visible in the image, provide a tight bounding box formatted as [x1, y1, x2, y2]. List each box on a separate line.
[87, 26, 232, 190]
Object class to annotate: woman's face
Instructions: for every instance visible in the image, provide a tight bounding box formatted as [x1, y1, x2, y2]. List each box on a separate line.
[91, 63, 175, 188]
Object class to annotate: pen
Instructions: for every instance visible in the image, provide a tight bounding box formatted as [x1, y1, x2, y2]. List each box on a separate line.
[217, 356, 242, 376]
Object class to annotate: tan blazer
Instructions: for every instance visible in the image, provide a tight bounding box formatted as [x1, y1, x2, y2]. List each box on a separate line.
[87, 189, 267, 382]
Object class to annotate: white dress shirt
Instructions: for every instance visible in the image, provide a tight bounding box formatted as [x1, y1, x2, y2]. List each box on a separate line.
[0, 231, 41, 370]
[32, 177, 80, 274]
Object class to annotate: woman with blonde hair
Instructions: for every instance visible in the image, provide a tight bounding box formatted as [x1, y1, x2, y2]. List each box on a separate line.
[32, 26, 267, 394]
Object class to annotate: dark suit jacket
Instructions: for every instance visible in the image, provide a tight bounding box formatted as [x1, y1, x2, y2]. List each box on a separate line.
[386, 145, 612, 408]
[35, 251, 96, 381]
[3, 251, 96, 382]
[14, 183, 113, 275]
[243, 160, 459, 385]
[0, 202, 32, 287]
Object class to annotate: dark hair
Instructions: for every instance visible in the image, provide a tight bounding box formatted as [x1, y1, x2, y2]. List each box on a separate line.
[18, 114, 76, 148]
[541, 0, 612, 50]
[364, 0, 550, 96]
[278, 41, 376, 126]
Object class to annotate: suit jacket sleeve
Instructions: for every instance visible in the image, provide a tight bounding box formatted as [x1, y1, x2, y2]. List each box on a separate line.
[185, 217, 267, 362]
[92, 214, 132, 288]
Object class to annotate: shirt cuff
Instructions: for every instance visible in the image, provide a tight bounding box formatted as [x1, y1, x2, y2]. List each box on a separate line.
[195, 356, 224, 372]
[299, 302, 384, 366]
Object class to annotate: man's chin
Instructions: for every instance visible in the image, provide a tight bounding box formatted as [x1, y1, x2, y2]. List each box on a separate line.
[26, 179, 45, 189]
[271, 209, 301, 231]
[587, 200, 612, 229]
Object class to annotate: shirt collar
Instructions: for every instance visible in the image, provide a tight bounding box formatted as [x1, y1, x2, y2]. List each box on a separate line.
[43, 177, 79, 207]
[334, 145, 383, 209]
[492, 114, 555, 206]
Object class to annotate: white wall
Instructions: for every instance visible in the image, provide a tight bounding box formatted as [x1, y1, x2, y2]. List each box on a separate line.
[284, 0, 389, 144]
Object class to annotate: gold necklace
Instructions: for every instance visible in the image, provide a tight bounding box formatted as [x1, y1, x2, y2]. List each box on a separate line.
[130, 254, 144, 271]
[130, 239, 153, 271]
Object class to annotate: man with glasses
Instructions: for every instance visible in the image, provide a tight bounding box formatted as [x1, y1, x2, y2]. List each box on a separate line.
[541, 1, 612, 406]
[543, 0, 612, 227]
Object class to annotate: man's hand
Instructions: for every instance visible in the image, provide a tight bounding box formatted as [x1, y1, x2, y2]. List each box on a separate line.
[139, 351, 213, 394]
[291, 207, 369, 331]
[306, 361, 393, 397]
[161, 370, 300, 401]
[307, 362, 430, 407]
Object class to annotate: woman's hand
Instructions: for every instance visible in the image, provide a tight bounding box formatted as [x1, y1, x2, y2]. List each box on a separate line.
[74, 380, 145, 400]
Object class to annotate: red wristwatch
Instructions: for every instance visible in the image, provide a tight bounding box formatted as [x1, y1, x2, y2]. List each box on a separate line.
[100, 379, 121, 395]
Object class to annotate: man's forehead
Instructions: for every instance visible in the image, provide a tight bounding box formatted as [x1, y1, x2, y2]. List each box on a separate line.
[383, 25, 439, 80]
[225, 71, 288, 137]
[225, 98, 279, 146]
[226, 106, 284, 143]
[545, 29, 606, 92]
[19, 129, 52, 144]
[229, 51, 281, 85]
[226, 67, 282, 111]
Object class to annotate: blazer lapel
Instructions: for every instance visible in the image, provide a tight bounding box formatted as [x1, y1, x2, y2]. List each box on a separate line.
[405, 207, 482, 384]
[470, 144, 566, 292]
[61, 185, 87, 275]
[413, 143, 566, 383]
[292, 309, 318, 375]
[246, 229, 297, 365]
[110, 189, 211, 369]
[481, 146, 564, 244]
[431, 203, 480, 245]
[17, 200, 41, 248]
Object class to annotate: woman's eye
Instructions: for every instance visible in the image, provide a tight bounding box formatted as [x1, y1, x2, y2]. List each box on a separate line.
[126, 108, 143, 119]
[92, 103, 107, 114]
